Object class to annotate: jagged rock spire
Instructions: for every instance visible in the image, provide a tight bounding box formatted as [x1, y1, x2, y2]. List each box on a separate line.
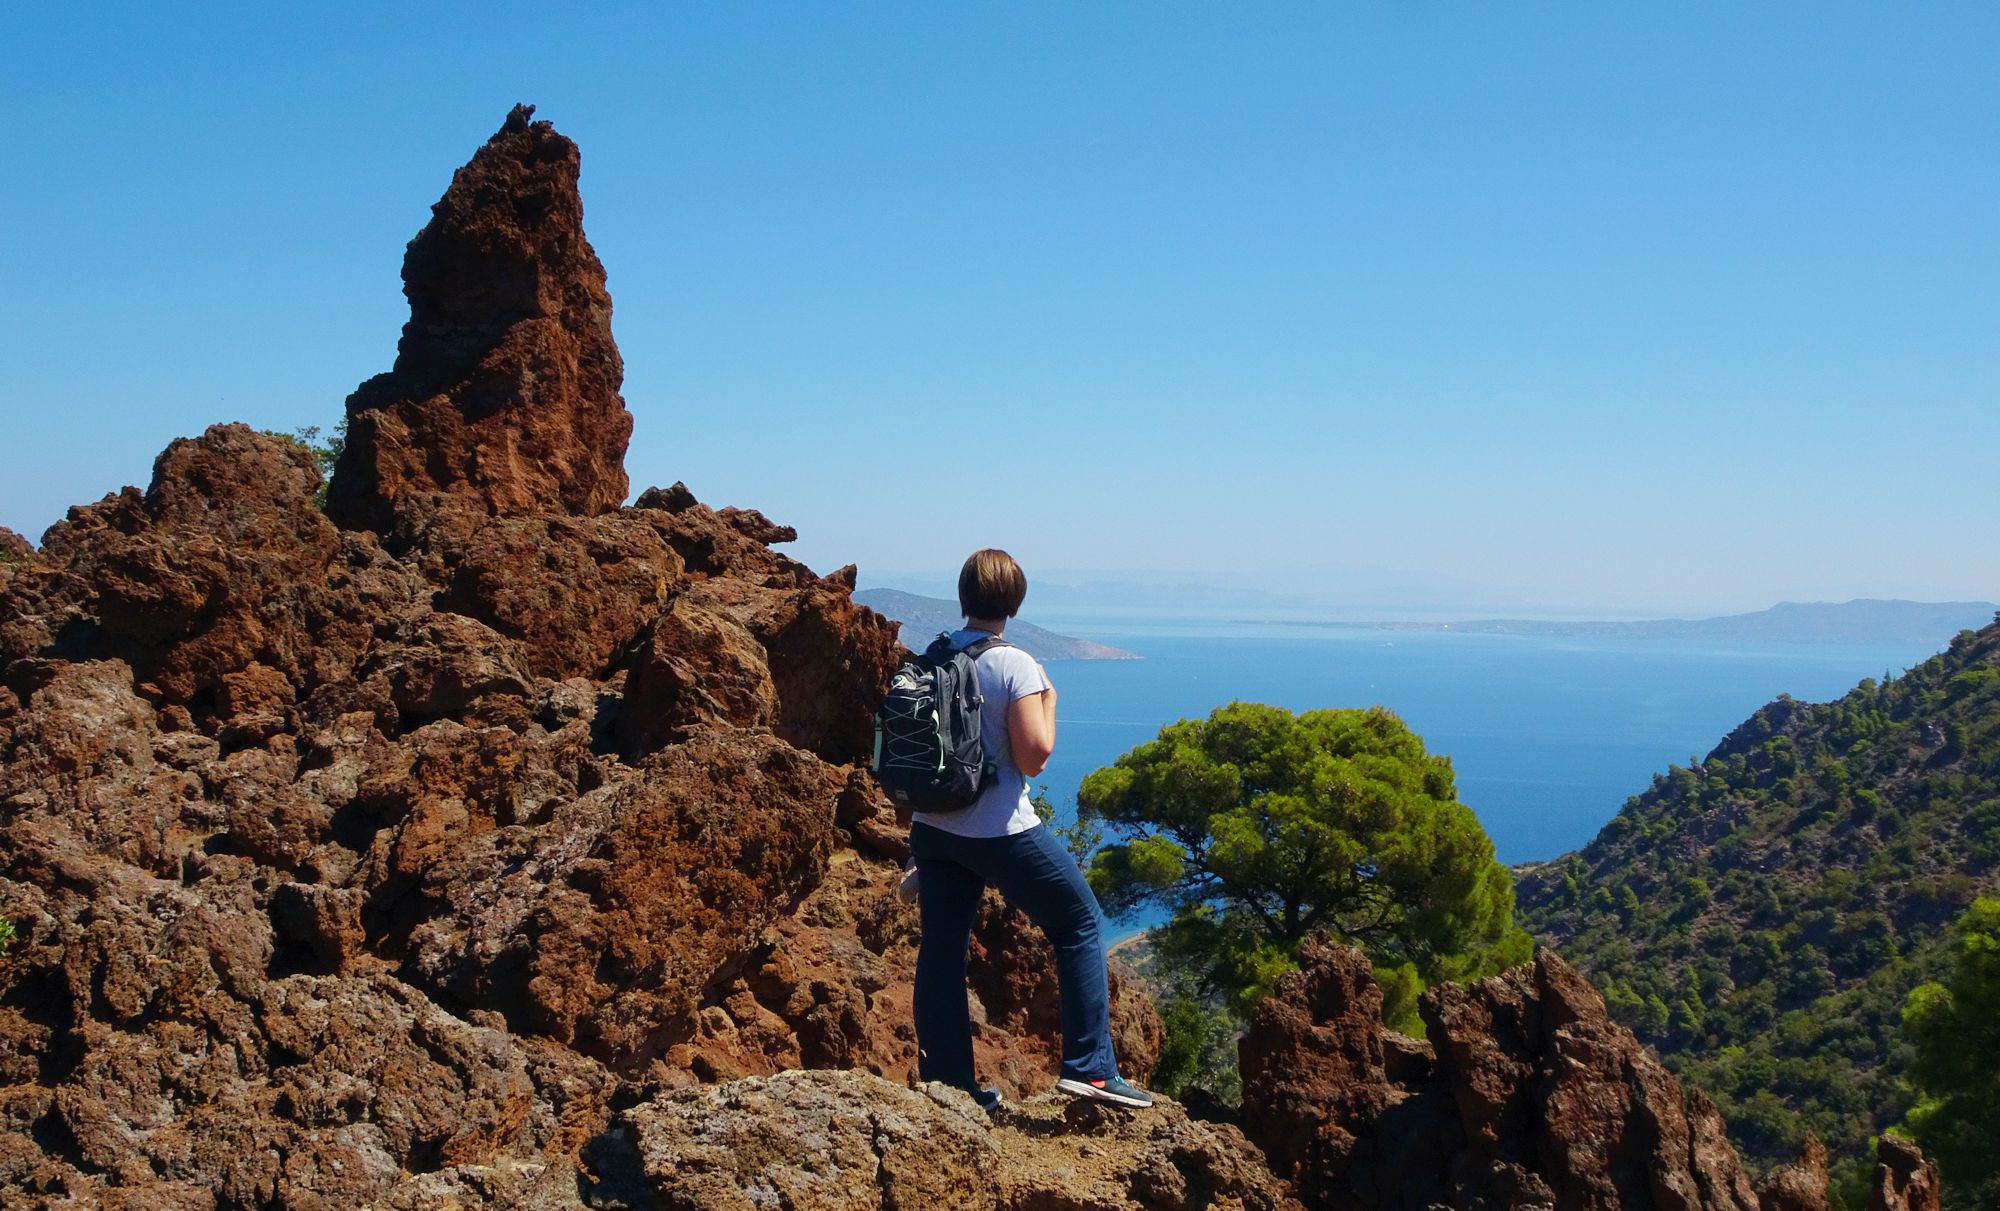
[326, 105, 632, 543]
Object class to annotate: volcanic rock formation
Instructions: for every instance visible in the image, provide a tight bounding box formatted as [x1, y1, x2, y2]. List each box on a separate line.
[1235, 935, 1931, 1211]
[1867, 1137, 1941, 1211]
[0, 108, 1156, 1209]
[326, 103, 634, 547]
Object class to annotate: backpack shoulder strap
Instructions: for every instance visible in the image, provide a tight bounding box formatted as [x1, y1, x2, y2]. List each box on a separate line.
[959, 635, 1010, 660]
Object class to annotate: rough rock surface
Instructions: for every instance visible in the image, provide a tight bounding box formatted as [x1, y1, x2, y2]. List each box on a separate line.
[618, 1069, 1298, 1211]
[1757, 1138, 1831, 1211]
[1238, 936, 1842, 1211]
[1867, 1136, 1941, 1211]
[326, 103, 634, 546]
[0, 109, 1152, 1210]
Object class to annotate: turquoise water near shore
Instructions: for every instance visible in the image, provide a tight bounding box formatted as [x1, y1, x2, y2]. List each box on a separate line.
[1027, 625, 1944, 941]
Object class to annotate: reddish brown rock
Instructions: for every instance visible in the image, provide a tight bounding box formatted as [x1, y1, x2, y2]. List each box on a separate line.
[0, 110, 999, 1208]
[327, 103, 632, 544]
[0, 527, 35, 612]
[663, 847, 1162, 1100]
[1, 424, 394, 730]
[354, 609, 535, 723]
[1241, 935, 1774, 1211]
[1868, 1136, 1941, 1211]
[614, 592, 776, 758]
[0, 828, 583, 1209]
[635, 484, 818, 587]
[684, 573, 905, 764]
[384, 728, 844, 1068]
[1759, 1137, 1831, 1211]
[1238, 937, 1440, 1205]
[968, 896, 1165, 1091]
[423, 508, 684, 682]
[668, 853, 921, 1085]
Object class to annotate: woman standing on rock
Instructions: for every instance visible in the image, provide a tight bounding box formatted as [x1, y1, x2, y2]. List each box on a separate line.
[907, 548, 1153, 1111]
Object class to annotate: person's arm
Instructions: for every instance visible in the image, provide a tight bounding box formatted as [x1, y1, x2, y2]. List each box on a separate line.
[1008, 665, 1057, 776]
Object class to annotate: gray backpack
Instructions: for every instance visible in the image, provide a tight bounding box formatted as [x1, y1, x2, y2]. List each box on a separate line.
[872, 633, 1007, 811]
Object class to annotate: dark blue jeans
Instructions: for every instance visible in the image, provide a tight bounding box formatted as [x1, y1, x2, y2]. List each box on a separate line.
[911, 821, 1119, 1092]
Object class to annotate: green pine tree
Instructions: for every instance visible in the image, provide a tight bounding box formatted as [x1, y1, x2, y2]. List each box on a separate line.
[1078, 701, 1531, 1028]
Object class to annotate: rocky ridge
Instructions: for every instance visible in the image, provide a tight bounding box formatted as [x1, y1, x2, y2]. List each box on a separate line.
[0, 108, 1942, 1210]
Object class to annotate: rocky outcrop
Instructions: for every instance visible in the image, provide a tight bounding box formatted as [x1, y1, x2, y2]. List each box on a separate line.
[0, 109, 1151, 1209]
[1867, 1136, 1941, 1211]
[616, 1069, 1298, 1211]
[1240, 936, 1780, 1211]
[0, 528, 34, 570]
[326, 103, 633, 546]
[1757, 1138, 1830, 1211]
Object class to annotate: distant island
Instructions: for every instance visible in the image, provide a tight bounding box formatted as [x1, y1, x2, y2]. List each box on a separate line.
[1276, 599, 1998, 647]
[853, 588, 1141, 661]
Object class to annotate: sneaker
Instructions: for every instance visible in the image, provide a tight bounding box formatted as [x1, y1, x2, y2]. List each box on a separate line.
[1056, 1074, 1154, 1109]
[971, 1087, 1004, 1114]
[895, 863, 920, 905]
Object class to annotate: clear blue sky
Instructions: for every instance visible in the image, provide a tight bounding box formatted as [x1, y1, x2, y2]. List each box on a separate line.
[3, 4, 1995, 615]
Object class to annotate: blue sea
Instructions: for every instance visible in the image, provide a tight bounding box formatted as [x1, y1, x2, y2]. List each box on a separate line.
[1028, 623, 1942, 939]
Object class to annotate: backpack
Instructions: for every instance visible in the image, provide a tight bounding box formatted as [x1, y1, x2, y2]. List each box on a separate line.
[872, 632, 1009, 812]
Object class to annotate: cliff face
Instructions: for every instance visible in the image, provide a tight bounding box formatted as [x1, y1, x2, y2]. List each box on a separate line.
[0, 109, 1942, 1211]
[0, 109, 1159, 1209]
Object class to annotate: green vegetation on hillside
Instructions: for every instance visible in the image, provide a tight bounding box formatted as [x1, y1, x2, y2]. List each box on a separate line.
[1517, 619, 2000, 1194]
[1081, 701, 1531, 1036]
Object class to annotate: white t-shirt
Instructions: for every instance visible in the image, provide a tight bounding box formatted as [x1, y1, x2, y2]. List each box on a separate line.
[910, 628, 1052, 838]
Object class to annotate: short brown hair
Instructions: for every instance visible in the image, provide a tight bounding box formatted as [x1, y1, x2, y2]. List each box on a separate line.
[958, 548, 1028, 620]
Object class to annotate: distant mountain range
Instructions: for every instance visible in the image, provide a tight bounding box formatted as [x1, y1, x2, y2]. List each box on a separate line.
[1286, 599, 1999, 646]
[852, 589, 1140, 661]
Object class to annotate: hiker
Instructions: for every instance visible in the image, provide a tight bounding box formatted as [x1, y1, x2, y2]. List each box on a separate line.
[907, 548, 1152, 1111]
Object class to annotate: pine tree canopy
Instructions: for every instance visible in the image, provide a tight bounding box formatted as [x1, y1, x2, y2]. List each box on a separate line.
[1077, 701, 1531, 1018]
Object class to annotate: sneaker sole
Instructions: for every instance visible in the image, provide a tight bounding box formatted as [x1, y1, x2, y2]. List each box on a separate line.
[1055, 1077, 1152, 1108]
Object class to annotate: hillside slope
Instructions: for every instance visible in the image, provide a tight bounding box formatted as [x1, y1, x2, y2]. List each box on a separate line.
[1518, 616, 2000, 1184]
